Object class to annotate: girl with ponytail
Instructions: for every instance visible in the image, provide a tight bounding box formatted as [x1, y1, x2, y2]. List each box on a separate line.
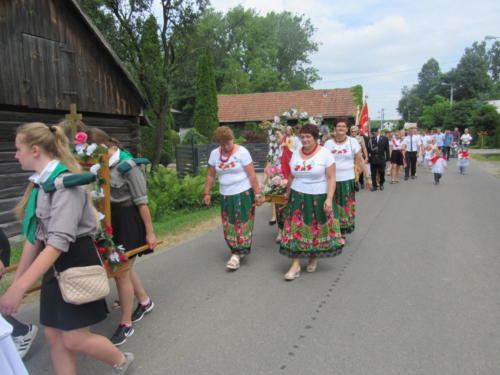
[82, 127, 157, 346]
[0, 122, 134, 374]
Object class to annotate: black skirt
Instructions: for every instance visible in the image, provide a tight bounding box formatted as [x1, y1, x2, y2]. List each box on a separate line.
[111, 203, 152, 257]
[391, 150, 404, 165]
[40, 237, 108, 331]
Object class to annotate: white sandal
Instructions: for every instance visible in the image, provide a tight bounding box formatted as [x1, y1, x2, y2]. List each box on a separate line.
[226, 255, 240, 270]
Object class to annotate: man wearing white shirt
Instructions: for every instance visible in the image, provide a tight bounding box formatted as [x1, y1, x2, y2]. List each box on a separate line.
[402, 126, 423, 180]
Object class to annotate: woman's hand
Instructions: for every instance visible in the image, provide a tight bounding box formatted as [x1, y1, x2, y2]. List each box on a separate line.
[364, 178, 373, 190]
[254, 195, 264, 206]
[203, 194, 211, 206]
[146, 233, 158, 250]
[0, 285, 25, 315]
[323, 199, 333, 215]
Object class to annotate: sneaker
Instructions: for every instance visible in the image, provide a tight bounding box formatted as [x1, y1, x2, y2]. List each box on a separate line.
[13, 324, 38, 359]
[112, 352, 134, 374]
[132, 300, 155, 323]
[110, 325, 134, 346]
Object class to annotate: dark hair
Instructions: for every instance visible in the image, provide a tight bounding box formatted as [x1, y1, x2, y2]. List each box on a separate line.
[334, 117, 348, 127]
[299, 124, 320, 140]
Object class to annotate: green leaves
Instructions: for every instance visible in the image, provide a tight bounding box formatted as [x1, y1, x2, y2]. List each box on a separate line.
[193, 50, 218, 140]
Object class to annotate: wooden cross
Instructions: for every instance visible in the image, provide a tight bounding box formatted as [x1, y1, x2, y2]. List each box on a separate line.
[65, 103, 82, 142]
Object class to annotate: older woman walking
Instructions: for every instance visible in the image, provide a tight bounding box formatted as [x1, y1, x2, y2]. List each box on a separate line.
[204, 126, 264, 270]
[280, 124, 344, 280]
[324, 121, 371, 235]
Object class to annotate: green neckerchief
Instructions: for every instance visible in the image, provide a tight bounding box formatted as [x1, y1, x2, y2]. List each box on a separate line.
[22, 163, 69, 244]
[119, 149, 134, 163]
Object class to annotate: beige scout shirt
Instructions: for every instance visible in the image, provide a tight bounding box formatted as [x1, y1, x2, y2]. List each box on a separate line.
[35, 173, 96, 252]
[109, 160, 148, 206]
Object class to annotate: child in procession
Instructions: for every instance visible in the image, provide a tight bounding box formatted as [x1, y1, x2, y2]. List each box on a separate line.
[457, 147, 470, 175]
[429, 149, 447, 185]
[0, 122, 133, 375]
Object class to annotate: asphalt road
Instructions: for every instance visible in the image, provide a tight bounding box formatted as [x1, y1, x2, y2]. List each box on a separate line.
[17, 158, 500, 375]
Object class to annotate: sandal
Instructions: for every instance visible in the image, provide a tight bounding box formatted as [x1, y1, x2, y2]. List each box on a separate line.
[112, 300, 121, 309]
[284, 267, 301, 281]
[306, 260, 318, 273]
[226, 255, 240, 270]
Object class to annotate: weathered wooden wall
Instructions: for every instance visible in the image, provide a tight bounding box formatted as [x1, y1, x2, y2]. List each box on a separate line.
[0, 108, 141, 236]
[0, 0, 143, 116]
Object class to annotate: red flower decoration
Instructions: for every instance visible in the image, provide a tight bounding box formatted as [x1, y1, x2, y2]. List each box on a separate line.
[119, 253, 128, 262]
[97, 247, 106, 254]
[105, 226, 113, 236]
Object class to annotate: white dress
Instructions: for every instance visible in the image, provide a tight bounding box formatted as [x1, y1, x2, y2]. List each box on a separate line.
[0, 316, 29, 375]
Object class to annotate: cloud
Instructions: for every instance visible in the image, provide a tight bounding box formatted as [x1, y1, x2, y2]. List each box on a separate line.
[202, 0, 500, 118]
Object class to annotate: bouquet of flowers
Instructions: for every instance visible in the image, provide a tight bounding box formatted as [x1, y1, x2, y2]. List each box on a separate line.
[263, 165, 288, 196]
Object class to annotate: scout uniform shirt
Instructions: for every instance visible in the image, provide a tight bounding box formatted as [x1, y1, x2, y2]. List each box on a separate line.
[109, 149, 148, 205]
[34, 160, 96, 252]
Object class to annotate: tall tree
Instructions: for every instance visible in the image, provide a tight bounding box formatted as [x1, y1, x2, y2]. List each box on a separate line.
[193, 50, 218, 140]
[81, 0, 207, 168]
[447, 42, 492, 100]
[397, 86, 423, 122]
[415, 58, 442, 103]
[489, 40, 500, 82]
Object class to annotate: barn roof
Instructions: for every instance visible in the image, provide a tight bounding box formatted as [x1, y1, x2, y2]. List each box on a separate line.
[68, 0, 146, 107]
[217, 89, 357, 123]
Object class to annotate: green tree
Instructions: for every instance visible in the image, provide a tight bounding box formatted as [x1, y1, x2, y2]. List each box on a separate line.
[447, 42, 492, 100]
[397, 86, 424, 122]
[472, 104, 500, 136]
[81, 0, 208, 168]
[443, 99, 480, 130]
[193, 50, 219, 140]
[418, 95, 451, 129]
[489, 40, 500, 82]
[415, 58, 442, 103]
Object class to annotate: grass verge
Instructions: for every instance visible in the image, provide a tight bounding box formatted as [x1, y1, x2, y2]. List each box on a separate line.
[471, 153, 500, 162]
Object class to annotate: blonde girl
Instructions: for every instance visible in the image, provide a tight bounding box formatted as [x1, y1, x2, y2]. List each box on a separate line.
[0, 123, 133, 374]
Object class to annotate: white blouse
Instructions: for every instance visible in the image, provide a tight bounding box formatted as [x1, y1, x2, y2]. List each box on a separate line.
[208, 146, 253, 196]
[290, 147, 335, 194]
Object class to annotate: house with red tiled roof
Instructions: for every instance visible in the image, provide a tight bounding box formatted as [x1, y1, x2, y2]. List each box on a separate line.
[217, 88, 358, 126]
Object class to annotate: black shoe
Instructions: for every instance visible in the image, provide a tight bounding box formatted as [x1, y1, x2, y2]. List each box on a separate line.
[132, 300, 155, 323]
[268, 220, 277, 226]
[379, 185, 384, 191]
[404, 176, 409, 181]
[110, 324, 135, 346]
[371, 187, 378, 192]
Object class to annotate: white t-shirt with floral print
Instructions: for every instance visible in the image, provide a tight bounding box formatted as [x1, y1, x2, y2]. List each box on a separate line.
[290, 147, 335, 194]
[208, 146, 253, 196]
[323, 137, 361, 181]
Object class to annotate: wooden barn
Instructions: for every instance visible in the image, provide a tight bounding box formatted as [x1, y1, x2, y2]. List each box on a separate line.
[0, 0, 148, 236]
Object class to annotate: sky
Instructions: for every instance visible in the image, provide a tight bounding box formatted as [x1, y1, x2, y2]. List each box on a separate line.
[153, 0, 500, 120]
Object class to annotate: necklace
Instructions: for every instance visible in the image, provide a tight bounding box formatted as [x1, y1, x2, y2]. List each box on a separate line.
[219, 146, 234, 162]
[302, 143, 318, 156]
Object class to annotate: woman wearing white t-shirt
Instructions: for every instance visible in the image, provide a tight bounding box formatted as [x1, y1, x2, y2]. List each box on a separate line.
[324, 121, 371, 235]
[204, 126, 264, 270]
[280, 124, 344, 280]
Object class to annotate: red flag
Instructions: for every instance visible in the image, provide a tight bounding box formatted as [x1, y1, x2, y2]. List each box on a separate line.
[358, 102, 369, 134]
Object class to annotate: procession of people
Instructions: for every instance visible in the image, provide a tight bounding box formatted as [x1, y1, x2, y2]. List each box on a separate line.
[0, 118, 474, 374]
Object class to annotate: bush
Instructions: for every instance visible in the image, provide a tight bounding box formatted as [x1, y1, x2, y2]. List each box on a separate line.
[147, 166, 219, 221]
[181, 128, 209, 145]
[243, 130, 266, 143]
[161, 129, 181, 165]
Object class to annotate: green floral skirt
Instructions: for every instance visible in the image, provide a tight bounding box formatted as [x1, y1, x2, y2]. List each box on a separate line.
[221, 189, 255, 255]
[280, 190, 344, 258]
[335, 179, 356, 235]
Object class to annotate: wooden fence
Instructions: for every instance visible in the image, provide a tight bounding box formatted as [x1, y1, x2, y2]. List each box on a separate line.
[176, 143, 268, 177]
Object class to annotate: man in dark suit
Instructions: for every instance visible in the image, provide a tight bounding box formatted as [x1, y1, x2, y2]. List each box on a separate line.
[367, 128, 390, 191]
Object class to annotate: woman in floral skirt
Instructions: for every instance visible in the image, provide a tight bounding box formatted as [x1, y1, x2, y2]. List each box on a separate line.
[324, 120, 371, 235]
[280, 124, 344, 280]
[204, 126, 264, 270]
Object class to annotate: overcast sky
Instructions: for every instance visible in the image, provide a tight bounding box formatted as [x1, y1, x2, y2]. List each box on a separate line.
[206, 0, 500, 120]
